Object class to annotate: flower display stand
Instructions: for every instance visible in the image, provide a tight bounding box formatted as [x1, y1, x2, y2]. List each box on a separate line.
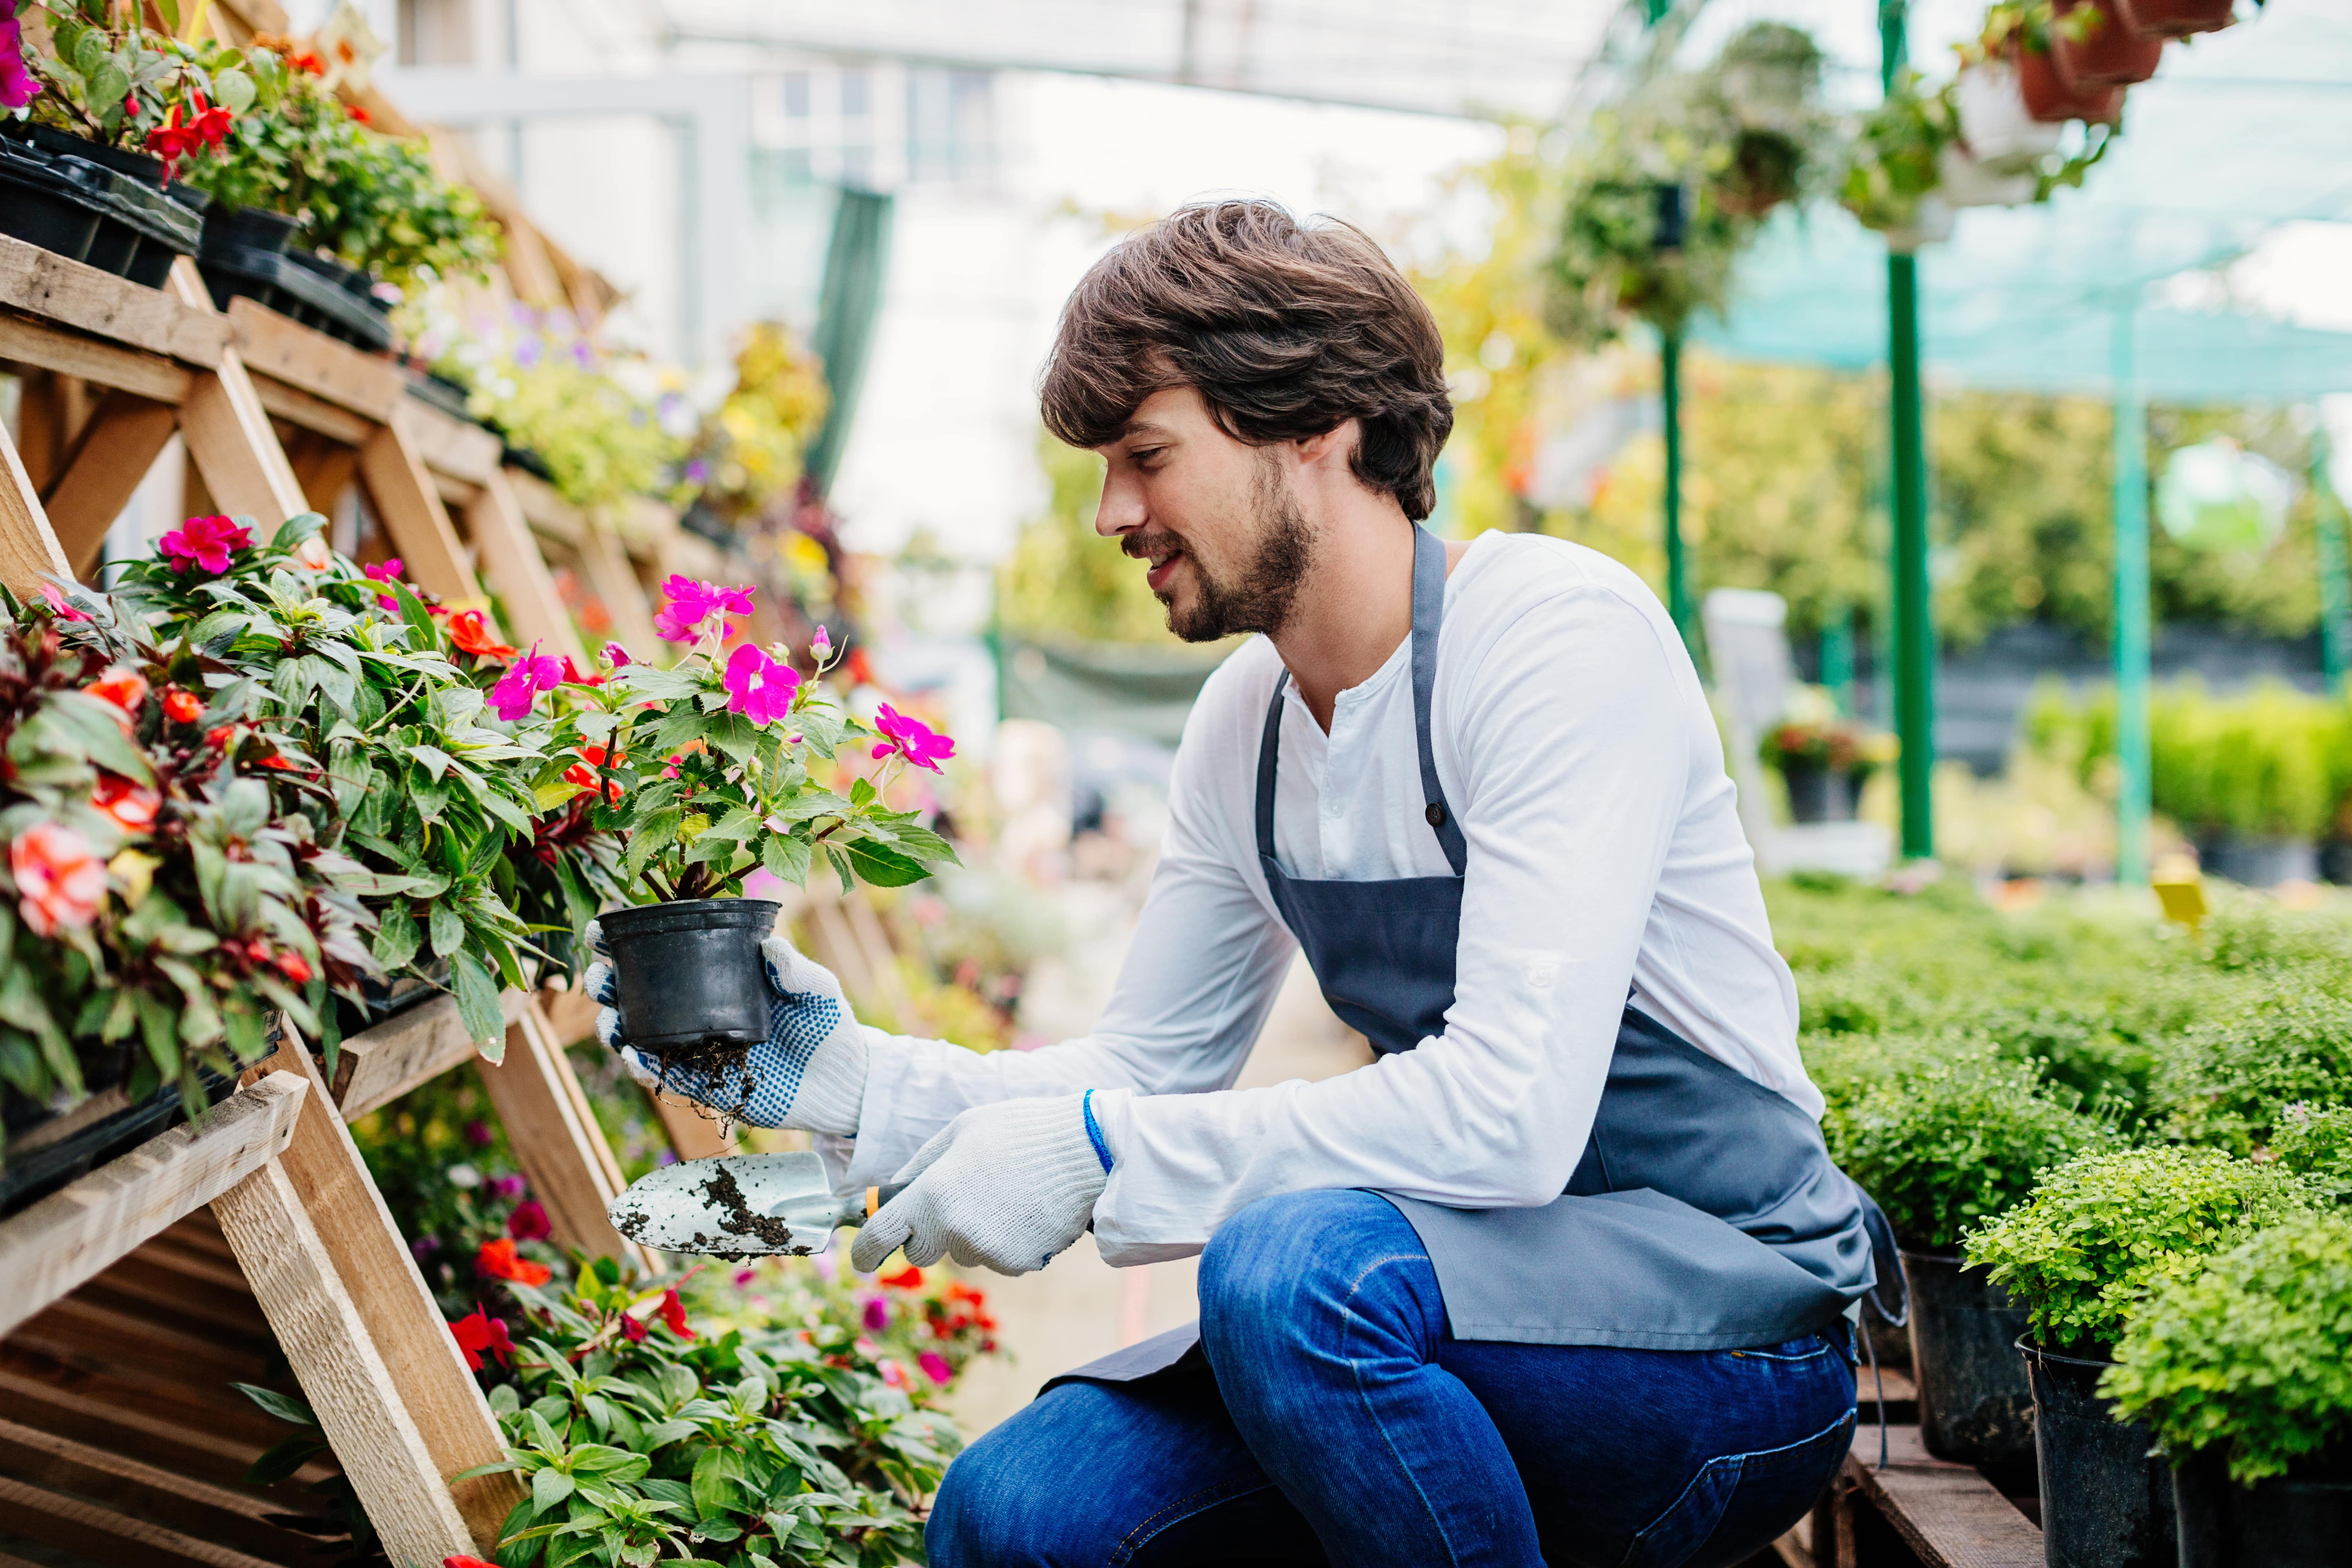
[1776, 1418, 2046, 1568]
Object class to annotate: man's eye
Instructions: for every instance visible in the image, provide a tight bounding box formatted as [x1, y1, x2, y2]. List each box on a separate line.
[1131, 448, 1165, 466]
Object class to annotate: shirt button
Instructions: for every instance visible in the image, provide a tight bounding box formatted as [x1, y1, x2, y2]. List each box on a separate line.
[1425, 803, 1447, 827]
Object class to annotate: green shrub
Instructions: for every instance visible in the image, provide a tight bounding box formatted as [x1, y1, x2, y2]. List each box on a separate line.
[2103, 1213, 2352, 1483]
[2272, 1102, 2352, 1192]
[1964, 1145, 2325, 1356]
[1823, 1051, 2117, 1252]
[2152, 988, 2352, 1155]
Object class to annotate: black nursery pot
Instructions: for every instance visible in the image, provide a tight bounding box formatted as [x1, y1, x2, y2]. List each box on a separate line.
[1780, 757, 1861, 823]
[2174, 1446, 2352, 1567]
[2020, 1339, 2177, 1568]
[599, 899, 781, 1053]
[1902, 1252, 2036, 1482]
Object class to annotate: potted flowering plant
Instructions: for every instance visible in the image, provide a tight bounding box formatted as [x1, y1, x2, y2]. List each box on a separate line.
[564, 575, 956, 1068]
[1759, 686, 1891, 823]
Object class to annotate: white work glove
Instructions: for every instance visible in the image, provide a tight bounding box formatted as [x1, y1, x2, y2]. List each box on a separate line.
[850, 1092, 1116, 1276]
[585, 923, 872, 1135]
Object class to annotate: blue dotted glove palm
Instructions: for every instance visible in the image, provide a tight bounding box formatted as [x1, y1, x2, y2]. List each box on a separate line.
[584, 922, 871, 1134]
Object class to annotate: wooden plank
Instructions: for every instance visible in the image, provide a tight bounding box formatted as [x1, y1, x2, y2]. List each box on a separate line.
[248, 370, 375, 446]
[475, 998, 649, 1269]
[1844, 1426, 2041, 1568]
[538, 980, 601, 1047]
[0, 234, 228, 367]
[167, 258, 308, 528]
[505, 464, 582, 543]
[0, 1071, 305, 1338]
[225, 297, 404, 422]
[232, 1029, 521, 1550]
[0, 311, 193, 402]
[210, 1158, 480, 1566]
[469, 466, 589, 664]
[12, 1294, 271, 1388]
[12, 368, 62, 490]
[283, 429, 361, 516]
[43, 392, 178, 574]
[648, 1086, 736, 1160]
[0, 415, 72, 594]
[401, 396, 503, 487]
[577, 512, 662, 656]
[331, 988, 530, 1123]
[0, 1415, 324, 1564]
[357, 418, 483, 604]
[0, 1472, 283, 1568]
[0, 1370, 295, 1490]
[75, 1256, 272, 1343]
[0, 1348, 291, 1457]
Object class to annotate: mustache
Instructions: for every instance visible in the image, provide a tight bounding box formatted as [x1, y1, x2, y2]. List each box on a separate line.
[1121, 531, 1184, 561]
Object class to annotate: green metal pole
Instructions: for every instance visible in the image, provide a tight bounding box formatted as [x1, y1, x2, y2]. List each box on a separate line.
[2112, 307, 2152, 885]
[1821, 606, 1856, 715]
[1662, 329, 1692, 642]
[2314, 425, 2350, 688]
[1882, 0, 1934, 860]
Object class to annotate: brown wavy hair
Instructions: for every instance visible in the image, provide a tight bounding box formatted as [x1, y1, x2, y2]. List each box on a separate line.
[1039, 200, 1453, 521]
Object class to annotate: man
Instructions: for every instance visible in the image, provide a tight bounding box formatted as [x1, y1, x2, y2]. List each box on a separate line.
[594, 200, 1895, 1568]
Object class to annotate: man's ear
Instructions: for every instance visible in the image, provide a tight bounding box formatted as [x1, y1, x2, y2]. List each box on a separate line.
[1292, 419, 1359, 473]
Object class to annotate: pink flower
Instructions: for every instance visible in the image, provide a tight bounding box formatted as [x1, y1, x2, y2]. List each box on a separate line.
[158, 515, 252, 575]
[652, 575, 754, 643]
[602, 641, 633, 669]
[811, 625, 831, 657]
[487, 642, 564, 721]
[363, 557, 405, 610]
[506, 1200, 551, 1241]
[880, 1359, 907, 1389]
[871, 704, 956, 773]
[918, 1351, 954, 1386]
[0, 17, 40, 111]
[39, 583, 86, 622]
[722, 643, 799, 727]
[11, 822, 106, 937]
[862, 1296, 889, 1330]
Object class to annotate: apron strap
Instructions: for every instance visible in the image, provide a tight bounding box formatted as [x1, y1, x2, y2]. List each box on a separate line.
[1254, 525, 1467, 875]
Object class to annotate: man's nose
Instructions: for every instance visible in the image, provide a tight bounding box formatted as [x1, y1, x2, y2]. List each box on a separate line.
[1095, 466, 1147, 537]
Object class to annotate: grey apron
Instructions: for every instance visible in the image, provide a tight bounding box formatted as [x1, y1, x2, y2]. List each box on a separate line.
[1057, 526, 1901, 1388]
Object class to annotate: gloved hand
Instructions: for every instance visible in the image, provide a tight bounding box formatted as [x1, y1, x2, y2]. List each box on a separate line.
[850, 1092, 1115, 1276]
[585, 922, 872, 1135]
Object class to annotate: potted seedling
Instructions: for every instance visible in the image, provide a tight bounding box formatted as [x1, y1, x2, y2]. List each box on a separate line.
[1967, 1146, 2325, 1568]
[1824, 1050, 2114, 1481]
[568, 578, 955, 1074]
[2103, 1213, 2352, 1567]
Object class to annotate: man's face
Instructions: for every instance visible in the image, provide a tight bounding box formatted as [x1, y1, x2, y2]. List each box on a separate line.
[1093, 386, 1317, 644]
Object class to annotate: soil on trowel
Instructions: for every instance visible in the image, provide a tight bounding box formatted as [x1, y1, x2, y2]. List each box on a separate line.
[697, 1160, 799, 1254]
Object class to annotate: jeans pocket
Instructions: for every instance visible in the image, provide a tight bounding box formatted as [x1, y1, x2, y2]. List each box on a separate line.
[1619, 1410, 1856, 1568]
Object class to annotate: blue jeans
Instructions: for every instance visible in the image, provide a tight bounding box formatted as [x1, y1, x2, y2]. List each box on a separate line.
[929, 1189, 1856, 1568]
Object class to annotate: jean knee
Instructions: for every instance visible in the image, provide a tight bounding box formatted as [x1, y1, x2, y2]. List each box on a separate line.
[1199, 1189, 1424, 1349]
[925, 1432, 1023, 1568]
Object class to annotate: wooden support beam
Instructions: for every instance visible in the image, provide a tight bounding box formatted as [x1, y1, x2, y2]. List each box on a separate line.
[0, 312, 193, 403]
[232, 1029, 522, 1550]
[0, 415, 72, 594]
[248, 370, 375, 446]
[11, 367, 64, 490]
[42, 391, 178, 575]
[225, 297, 405, 422]
[647, 1087, 736, 1160]
[284, 428, 361, 517]
[358, 417, 482, 604]
[209, 1158, 479, 1567]
[0, 235, 229, 367]
[1841, 1426, 2042, 1568]
[0, 1472, 283, 1568]
[469, 466, 588, 664]
[576, 510, 662, 657]
[0, 1416, 325, 1565]
[0, 1370, 293, 1491]
[166, 258, 307, 528]
[0, 1071, 304, 1338]
[330, 988, 530, 1124]
[399, 396, 503, 487]
[475, 998, 650, 1270]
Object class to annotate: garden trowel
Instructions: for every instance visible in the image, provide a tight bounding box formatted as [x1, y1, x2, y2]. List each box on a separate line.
[607, 1152, 908, 1257]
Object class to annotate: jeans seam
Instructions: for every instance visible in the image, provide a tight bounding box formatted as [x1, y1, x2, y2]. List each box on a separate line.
[1622, 1406, 1858, 1567]
[1107, 1476, 1281, 1568]
[1337, 1250, 1465, 1568]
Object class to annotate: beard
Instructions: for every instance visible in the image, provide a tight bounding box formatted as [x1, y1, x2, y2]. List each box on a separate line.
[1134, 453, 1317, 644]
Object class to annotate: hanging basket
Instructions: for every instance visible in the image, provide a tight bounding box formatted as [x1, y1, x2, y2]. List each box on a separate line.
[1884, 195, 1957, 254]
[1954, 58, 2065, 173]
[1936, 145, 2039, 209]
[2117, 0, 2236, 39]
[2016, 46, 2126, 124]
[2053, 0, 2167, 88]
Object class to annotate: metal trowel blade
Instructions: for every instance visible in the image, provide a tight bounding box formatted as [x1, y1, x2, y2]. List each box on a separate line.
[606, 1152, 856, 1256]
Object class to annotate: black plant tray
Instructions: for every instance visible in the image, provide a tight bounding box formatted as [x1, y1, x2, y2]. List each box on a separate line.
[0, 137, 113, 266]
[408, 369, 474, 422]
[199, 243, 394, 352]
[0, 1065, 238, 1219]
[330, 960, 452, 1042]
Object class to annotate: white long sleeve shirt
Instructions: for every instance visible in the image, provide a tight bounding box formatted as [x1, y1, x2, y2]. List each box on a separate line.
[828, 532, 1816, 1266]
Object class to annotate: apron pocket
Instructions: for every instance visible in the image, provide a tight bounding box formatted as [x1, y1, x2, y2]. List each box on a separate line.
[1619, 1409, 1855, 1568]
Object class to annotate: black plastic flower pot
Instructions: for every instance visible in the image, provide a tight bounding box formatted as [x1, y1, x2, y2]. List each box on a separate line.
[1, 1064, 237, 1218]
[1902, 1252, 2036, 1484]
[600, 899, 782, 1059]
[2173, 1446, 2352, 1567]
[2196, 831, 2319, 889]
[203, 204, 301, 256]
[0, 139, 109, 263]
[2323, 838, 2352, 886]
[1780, 758, 1861, 823]
[78, 166, 203, 287]
[5, 122, 169, 188]
[2020, 1339, 2177, 1568]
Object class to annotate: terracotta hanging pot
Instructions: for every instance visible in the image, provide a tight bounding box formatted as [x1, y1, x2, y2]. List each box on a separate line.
[2015, 45, 2125, 124]
[2052, 0, 2167, 88]
[2116, 0, 2236, 39]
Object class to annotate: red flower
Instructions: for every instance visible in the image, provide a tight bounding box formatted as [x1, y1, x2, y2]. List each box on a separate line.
[655, 1288, 695, 1339]
[506, 1200, 551, 1242]
[475, 1237, 552, 1287]
[347, 103, 371, 124]
[91, 772, 161, 832]
[86, 667, 149, 718]
[447, 1557, 501, 1568]
[448, 1306, 513, 1371]
[445, 609, 517, 660]
[258, 752, 305, 773]
[881, 1265, 925, 1290]
[158, 515, 252, 575]
[274, 950, 313, 984]
[205, 725, 235, 749]
[619, 1310, 647, 1343]
[162, 687, 203, 725]
[559, 654, 603, 686]
[11, 822, 105, 937]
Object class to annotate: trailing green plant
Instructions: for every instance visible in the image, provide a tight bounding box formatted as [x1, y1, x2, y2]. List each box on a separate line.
[2102, 1212, 2352, 1484]
[0, 578, 385, 1145]
[229, 1382, 379, 1562]
[1837, 69, 1960, 238]
[457, 1258, 956, 1567]
[1964, 1145, 2327, 1356]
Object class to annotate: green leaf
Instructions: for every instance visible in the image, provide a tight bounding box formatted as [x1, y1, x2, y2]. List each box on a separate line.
[757, 833, 811, 887]
[373, 902, 421, 970]
[212, 64, 255, 114]
[241, 1434, 330, 1487]
[451, 949, 507, 1052]
[534, 1465, 577, 1513]
[231, 1382, 319, 1428]
[842, 839, 931, 889]
[429, 900, 465, 959]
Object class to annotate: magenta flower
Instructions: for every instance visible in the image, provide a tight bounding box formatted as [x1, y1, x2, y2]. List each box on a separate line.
[862, 1296, 889, 1330]
[39, 583, 87, 622]
[602, 641, 634, 669]
[652, 575, 755, 642]
[918, 1351, 954, 1385]
[0, 18, 40, 112]
[811, 625, 831, 657]
[872, 704, 956, 773]
[158, 515, 253, 575]
[363, 557, 405, 609]
[723, 643, 800, 727]
[488, 641, 564, 721]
